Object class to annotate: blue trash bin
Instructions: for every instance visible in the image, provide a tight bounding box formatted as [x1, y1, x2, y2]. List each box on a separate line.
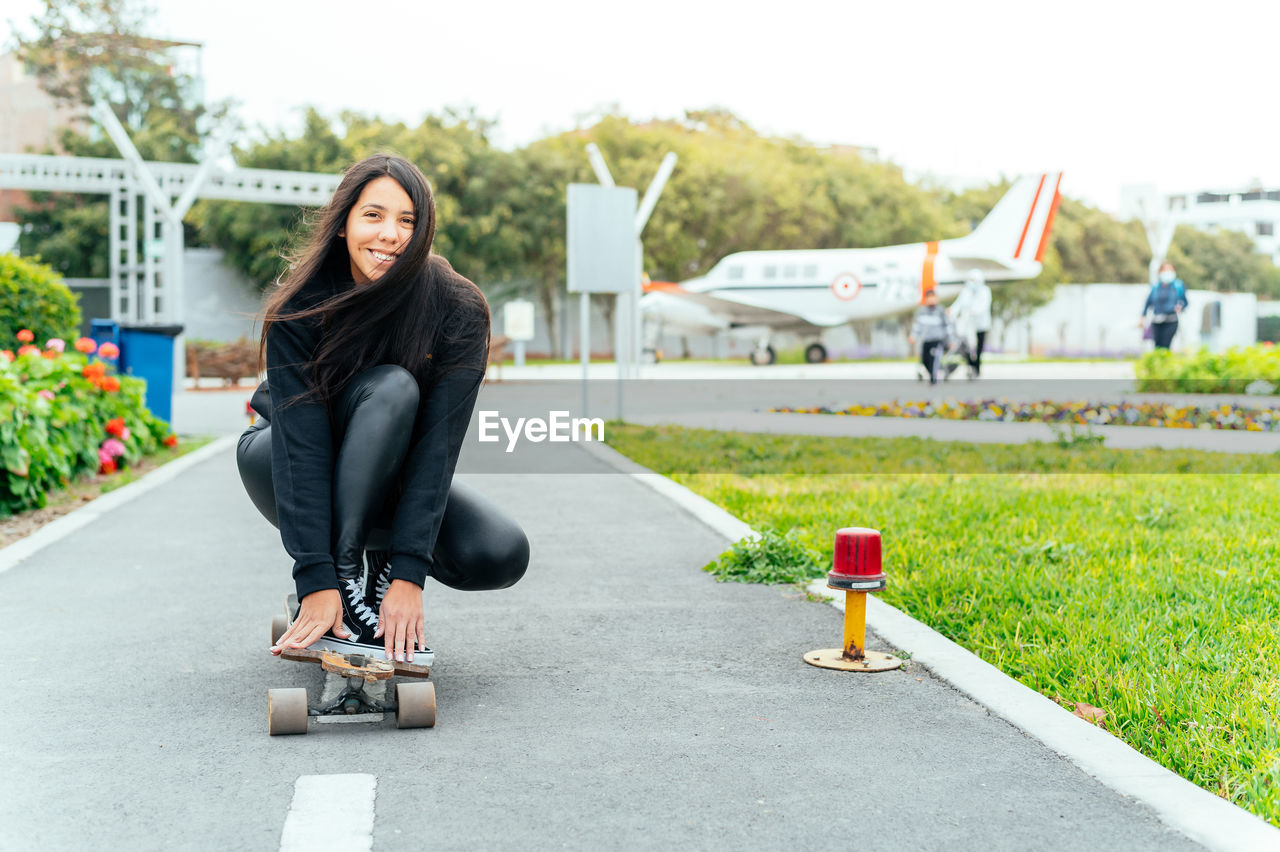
[89, 318, 119, 350]
[118, 323, 184, 424]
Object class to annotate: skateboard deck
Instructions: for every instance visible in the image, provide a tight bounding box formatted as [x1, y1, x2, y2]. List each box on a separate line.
[267, 594, 435, 735]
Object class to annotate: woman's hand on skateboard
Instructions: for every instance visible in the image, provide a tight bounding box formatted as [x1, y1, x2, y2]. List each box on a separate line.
[375, 579, 425, 663]
[269, 589, 350, 655]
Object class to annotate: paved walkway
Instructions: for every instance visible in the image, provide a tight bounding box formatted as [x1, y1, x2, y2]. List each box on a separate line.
[0, 384, 1226, 849]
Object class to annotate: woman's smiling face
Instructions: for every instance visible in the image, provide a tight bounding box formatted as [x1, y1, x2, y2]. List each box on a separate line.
[340, 176, 416, 284]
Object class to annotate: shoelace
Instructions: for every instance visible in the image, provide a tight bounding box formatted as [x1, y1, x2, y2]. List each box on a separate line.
[366, 551, 393, 608]
[342, 577, 380, 629]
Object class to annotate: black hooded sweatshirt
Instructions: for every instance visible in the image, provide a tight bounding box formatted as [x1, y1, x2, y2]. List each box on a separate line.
[262, 270, 487, 601]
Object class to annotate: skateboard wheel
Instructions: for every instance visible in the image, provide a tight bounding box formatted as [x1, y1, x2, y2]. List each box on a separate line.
[395, 681, 436, 729]
[270, 615, 289, 646]
[268, 687, 309, 735]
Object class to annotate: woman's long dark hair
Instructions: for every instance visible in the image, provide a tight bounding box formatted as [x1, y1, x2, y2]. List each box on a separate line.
[258, 154, 489, 407]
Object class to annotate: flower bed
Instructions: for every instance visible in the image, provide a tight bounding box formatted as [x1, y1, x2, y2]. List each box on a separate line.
[1, 331, 176, 515]
[1135, 345, 1280, 394]
[771, 399, 1280, 432]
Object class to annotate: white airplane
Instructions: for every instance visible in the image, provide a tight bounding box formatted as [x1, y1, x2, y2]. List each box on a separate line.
[641, 171, 1062, 364]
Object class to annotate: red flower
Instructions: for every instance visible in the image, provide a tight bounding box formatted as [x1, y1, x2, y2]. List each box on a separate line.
[17, 345, 39, 357]
[42, 349, 59, 359]
[98, 459, 117, 475]
[82, 362, 106, 381]
[163, 434, 179, 448]
[74, 337, 97, 354]
[106, 417, 127, 438]
[101, 376, 121, 393]
[16, 329, 34, 343]
[0, 350, 12, 362]
[98, 342, 120, 360]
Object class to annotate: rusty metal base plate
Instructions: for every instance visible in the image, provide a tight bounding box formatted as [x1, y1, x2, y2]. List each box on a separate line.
[804, 649, 902, 672]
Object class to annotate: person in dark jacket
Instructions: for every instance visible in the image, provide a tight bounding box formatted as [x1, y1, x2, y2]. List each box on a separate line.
[1141, 261, 1189, 350]
[908, 289, 954, 384]
[236, 154, 529, 665]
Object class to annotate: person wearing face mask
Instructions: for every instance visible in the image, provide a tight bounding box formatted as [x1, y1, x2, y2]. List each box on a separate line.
[948, 269, 993, 377]
[1141, 262, 1188, 350]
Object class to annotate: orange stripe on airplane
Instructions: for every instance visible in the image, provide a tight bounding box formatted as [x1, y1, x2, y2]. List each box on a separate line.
[1013, 174, 1046, 259]
[1034, 175, 1063, 263]
[643, 281, 682, 293]
[921, 241, 939, 302]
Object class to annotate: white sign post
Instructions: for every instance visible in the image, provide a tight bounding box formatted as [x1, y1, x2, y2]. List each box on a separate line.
[567, 183, 640, 418]
[503, 299, 535, 367]
[584, 144, 676, 379]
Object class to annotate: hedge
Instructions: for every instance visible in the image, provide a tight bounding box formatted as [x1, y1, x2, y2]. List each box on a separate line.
[0, 254, 81, 345]
[1134, 345, 1280, 394]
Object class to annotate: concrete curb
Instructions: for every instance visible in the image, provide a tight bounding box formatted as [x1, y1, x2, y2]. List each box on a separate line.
[582, 438, 1280, 852]
[0, 435, 238, 577]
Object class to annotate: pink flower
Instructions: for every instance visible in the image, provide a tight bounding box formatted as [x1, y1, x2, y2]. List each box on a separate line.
[121, 426, 131, 441]
[98, 342, 120, 360]
[37, 389, 55, 400]
[98, 447, 114, 465]
[45, 338, 65, 353]
[102, 438, 126, 458]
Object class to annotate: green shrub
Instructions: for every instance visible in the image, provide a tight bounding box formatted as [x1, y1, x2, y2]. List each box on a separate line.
[0, 339, 171, 516]
[1134, 345, 1280, 394]
[704, 528, 826, 585]
[0, 254, 82, 345]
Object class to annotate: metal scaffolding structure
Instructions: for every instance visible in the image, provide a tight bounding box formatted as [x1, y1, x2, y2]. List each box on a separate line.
[0, 150, 341, 323]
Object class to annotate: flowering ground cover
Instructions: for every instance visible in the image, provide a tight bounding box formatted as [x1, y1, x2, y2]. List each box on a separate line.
[771, 399, 1280, 432]
[606, 423, 1280, 824]
[2, 330, 176, 515]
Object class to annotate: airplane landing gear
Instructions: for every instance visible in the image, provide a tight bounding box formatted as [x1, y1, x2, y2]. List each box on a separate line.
[804, 342, 828, 364]
[750, 344, 776, 366]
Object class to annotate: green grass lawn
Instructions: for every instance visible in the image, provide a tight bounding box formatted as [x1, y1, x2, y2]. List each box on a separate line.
[606, 424, 1280, 823]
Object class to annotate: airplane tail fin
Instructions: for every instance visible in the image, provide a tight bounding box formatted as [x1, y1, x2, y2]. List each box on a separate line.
[953, 172, 1062, 265]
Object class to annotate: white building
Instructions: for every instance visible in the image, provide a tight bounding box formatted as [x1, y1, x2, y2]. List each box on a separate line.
[1123, 183, 1280, 264]
[996, 284, 1256, 357]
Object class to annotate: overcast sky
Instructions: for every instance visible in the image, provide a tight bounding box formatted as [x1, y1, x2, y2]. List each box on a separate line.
[6, 0, 1277, 214]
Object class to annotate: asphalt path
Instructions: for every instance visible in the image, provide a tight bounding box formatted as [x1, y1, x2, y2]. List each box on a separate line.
[0, 435, 1205, 850]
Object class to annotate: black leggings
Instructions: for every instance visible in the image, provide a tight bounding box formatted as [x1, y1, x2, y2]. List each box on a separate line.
[1152, 320, 1178, 350]
[236, 365, 529, 592]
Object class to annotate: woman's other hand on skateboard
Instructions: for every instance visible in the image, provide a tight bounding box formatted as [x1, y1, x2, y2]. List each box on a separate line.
[269, 589, 350, 655]
[375, 579, 425, 663]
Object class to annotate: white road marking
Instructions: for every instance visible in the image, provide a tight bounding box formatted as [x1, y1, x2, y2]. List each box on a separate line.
[315, 671, 386, 724]
[279, 774, 376, 852]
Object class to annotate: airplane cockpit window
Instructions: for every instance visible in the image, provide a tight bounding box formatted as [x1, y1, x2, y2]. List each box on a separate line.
[727, 265, 744, 280]
[763, 265, 778, 280]
[803, 264, 818, 278]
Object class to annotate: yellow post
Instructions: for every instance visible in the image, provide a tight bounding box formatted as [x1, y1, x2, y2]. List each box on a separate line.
[842, 591, 867, 660]
[802, 526, 902, 672]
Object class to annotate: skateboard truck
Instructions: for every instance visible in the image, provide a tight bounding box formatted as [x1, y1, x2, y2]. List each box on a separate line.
[804, 527, 903, 672]
[268, 602, 436, 734]
[314, 651, 397, 717]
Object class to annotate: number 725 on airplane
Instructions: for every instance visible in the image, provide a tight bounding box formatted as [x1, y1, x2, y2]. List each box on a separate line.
[640, 172, 1062, 365]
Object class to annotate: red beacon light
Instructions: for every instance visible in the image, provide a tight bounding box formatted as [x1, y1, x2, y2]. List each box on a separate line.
[828, 527, 886, 592]
[805, 526, 900, 673]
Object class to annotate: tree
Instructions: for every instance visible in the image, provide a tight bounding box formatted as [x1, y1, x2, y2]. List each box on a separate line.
[11, 0, 224, 275]
[1167, 226, 1280, 298]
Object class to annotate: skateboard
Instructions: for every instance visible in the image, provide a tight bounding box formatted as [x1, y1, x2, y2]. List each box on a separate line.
[267, 594, 435, 735]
